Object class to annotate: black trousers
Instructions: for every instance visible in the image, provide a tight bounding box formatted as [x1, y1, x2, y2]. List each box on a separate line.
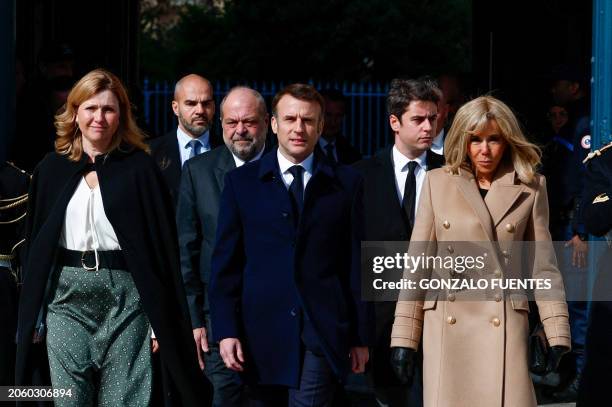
[577, 249, 612, 406]
[0, 268, 17, 386]
[247, 351, 336, 407]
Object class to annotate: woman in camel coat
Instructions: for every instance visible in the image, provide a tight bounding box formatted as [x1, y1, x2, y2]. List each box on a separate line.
[390, 96, 571, 407]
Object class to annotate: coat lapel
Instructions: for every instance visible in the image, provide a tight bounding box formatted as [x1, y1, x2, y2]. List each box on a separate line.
[455, 167, 496, 241]
[425, 149, 445, 170]
[379, 148, 403, 213]
[214, 147, 236, 191]
[305, 152, 337, 204]
[484, 166, 525, 227]
[258, 149, 294, 214]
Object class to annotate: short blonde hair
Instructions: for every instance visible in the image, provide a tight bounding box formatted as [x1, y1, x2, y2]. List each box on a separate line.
[55, 69, 149, 161]
[444, 96, 541, 184]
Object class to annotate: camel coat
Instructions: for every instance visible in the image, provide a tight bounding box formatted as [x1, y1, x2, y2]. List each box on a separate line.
[390, 165, 571, 407]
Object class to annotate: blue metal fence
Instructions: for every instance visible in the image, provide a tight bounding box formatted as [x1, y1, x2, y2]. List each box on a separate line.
[142, 79, 391, 157]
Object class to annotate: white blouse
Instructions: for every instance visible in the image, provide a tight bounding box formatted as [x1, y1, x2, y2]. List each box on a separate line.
[60, 177, 121, 251]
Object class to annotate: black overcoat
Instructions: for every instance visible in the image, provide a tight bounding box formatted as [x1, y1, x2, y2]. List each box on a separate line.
[15, 148, 205, 406]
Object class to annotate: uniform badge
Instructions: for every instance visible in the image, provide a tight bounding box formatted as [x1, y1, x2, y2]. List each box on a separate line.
[581, 135, 591, 150]
[593, 193, 609, 204]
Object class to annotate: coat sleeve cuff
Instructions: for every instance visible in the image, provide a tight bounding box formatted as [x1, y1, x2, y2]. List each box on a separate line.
[390, 336, 420, 350]
[390, 301, 423, 351]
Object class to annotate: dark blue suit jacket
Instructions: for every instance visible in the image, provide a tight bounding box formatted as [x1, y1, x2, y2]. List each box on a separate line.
[209, 148, 372, 387]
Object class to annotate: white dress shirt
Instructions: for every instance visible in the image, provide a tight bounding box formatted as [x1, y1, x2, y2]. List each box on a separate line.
[231, 146, 266, 168]
[177, 127, 211, 167]
[392, 146, 428, 219]
[60, 178, 120, 251]
[277, 150, 314, 191]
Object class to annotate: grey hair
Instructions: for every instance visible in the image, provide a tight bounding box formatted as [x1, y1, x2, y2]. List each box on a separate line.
[219, 86, 267, 119]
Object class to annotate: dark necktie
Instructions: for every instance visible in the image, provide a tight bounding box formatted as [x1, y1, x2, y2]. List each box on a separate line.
[325, 143, 336, 163]
[403, 161, 418, 228]
[288, 165, 305, 217]
[188, 139, 202, 159]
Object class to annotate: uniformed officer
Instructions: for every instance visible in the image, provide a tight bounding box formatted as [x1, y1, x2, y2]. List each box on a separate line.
[541, 66, 592, 400]
[0, 162, 29, 386]
[577, 141, 612, 407]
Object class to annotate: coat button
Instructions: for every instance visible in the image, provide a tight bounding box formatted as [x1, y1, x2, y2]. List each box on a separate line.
[443, 220, 450, 229]
[447, 245, 454, 254]
[501, 250, 509, 258]
[447, 316, 456, 325]
[448, 293, 456, 302]
[290, 308, 297, 317]
[493, 269, 502, 277]
[505, 223, 515, 233]
[491, 317, 501, 327]
[282, 212, 290, 219]
[494, 294, 502, 302]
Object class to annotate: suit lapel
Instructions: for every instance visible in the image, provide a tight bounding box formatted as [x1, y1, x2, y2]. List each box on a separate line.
[305, 152, 336, 205]
[167, 135, 182, 186]
[378, 148, 412, 235]
[214, 147, 236, 191]
[379, 148, 403, 213]
[258, 149, 294, 215]
[425, 150, 445, 170]
[484, 166, 525, 227]
[455, 168, 496, 241]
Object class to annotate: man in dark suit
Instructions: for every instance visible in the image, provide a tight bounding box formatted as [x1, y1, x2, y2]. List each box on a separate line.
[354, 78, 444, 407]
[177, 86, 269, 407]
[149, 74, 221, 204]
[210, 84, 372, 406]
[317, 89, 362, 165]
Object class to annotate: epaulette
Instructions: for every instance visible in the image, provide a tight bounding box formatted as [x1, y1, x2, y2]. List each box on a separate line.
[5, 161, 31, 177]
[583, 140, 612, 164]
[1, 161, 29, 214]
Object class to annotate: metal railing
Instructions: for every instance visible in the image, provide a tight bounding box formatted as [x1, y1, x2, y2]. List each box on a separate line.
[142, 79, 392, 157]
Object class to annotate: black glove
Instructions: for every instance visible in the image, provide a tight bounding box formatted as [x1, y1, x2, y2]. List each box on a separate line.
[390, 347, 417, 385]
[545, 345, 570, 374]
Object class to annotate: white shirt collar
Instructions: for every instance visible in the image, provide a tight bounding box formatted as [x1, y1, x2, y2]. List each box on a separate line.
[392, 145, 427, 171]
[277, 149, 315, 175]
[231, 146, 266, 168]
[176, 127, 210, 150]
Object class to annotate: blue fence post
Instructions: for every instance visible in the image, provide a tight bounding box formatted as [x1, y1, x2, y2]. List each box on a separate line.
[367, 82, 373, 156]
[350, 83, 357, 149]
[342, 81, 348, 141]
[143, 77, 150, 126]
[375, 82, 382, 153]
[154, 81, 160, 136]
[358, 83, 365, 155]
[163, 81, 169, 135]
[383, 82, 390, 147]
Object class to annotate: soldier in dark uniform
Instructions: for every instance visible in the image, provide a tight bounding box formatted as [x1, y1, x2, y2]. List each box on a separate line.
[0, 162, 29, 386]
[541, 66, 592, 400]
[577, 141, 612, 406]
